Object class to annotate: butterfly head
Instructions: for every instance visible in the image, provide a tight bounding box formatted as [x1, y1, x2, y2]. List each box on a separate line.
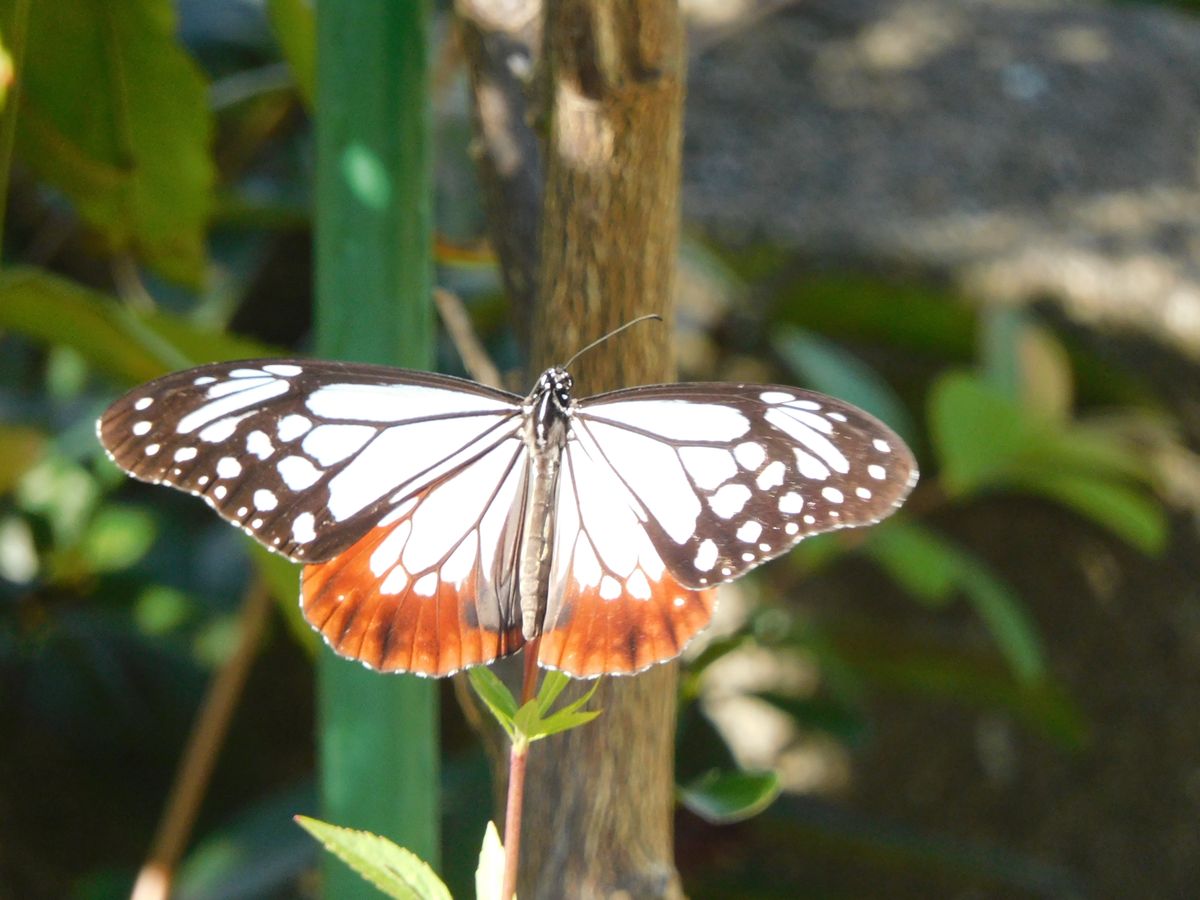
[535, 366, 575, 413]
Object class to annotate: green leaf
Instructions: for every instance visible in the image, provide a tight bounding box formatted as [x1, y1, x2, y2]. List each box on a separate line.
[9, 0, 213, 282]
[266, 0, 316, 109]
[774, 327, 917, 447]
[468, 666, 519, 737]
[929, 372, 1031, 494]
[0, 268, 282, 385]
[863, 522, 958, 607]
[535, 669, 570, 716]
[1017, 471, 1168, 555]
[867, 522, 1045, 683]
[678, 769, 780, 824]
[294, 816, 451, 900]
[79, 504, 157, 572]
[516, 677, 603, 741]
[955, 562, 1045, 684]
[474, 821, 509, 900]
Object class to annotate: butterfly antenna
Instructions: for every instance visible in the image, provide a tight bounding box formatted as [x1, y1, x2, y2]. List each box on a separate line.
[562, 314, 663, 370]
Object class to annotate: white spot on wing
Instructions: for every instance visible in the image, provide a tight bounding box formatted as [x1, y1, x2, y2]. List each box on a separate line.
[760, 390, 794, 404]
[134, 397, 153, 410]
[264, 363, 303, 376]
[174, 447, 197, 462]
[145, 443, 160, 456]
[198, 413, 252, 443]
[873, 438, 891, 452]
[627, 570, 652, 600]
[413, 572, 438, 597]
[253, 489, 278, 511]
[821, 487, 844, 504]
[278, 456, 322, 490]
[277, 414, 312, 441]
[599, 575, 622, 600]
[794, 449, 831, 480]
[133, 421, 151, 436]
[694, 538, 717, 572]
[292, 512, 316, 544]
[785, 522, 799, 535]
[194, 376, 216, 386]
[856, 486, 872, 499]
[178, 380, 288, 433]
[709, 483, 751, 518]
[868, 464, 886, 480]
[381, 566, 409, 594]
[247, 430, 274, 460]
[216, 457, 242, 479]
[756, 460, 786, 490]
[779, 492, 804, 514]
[734, 441, 766, 471]
[737, 520, 763, 543]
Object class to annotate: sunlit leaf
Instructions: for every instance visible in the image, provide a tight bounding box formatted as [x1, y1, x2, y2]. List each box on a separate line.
[132, 584, 192, 636]
[929, 372, 1031, 494]
[0, 425, 45, 494]
[266, 0, 315, 108]
[15, 454, 100, 545]
[474, 821, 509, 900]
[79, 504, 157, 572]
[468, 666, 518, 737]
[0, 268, 282, 385]
[678, 769, 780, 824]
[775, 327, 917, 447]
[8, 0, 213, 282]
[294, 816, 451, 900]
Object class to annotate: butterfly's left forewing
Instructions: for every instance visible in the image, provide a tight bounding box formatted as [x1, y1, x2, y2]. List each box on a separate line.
[98, 360, 524, 563]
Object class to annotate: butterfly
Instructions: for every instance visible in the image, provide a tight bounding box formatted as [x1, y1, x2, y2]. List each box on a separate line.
[97, 359, 917, 678]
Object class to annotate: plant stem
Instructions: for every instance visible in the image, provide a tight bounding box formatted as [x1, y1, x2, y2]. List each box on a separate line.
[501, 737, 529, 900]
[501, 639, 541, 898]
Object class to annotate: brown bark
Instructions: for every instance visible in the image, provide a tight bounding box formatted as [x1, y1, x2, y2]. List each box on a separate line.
[521, 2, 687, 897]
[458, 0, 687, 895]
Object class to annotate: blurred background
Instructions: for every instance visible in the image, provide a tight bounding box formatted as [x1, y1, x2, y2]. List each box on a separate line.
[3, 0, 1200, 897]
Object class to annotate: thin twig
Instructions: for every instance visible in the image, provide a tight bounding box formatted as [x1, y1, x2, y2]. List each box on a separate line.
[130, 579, 275, 900]
[434, 286, 505, 389]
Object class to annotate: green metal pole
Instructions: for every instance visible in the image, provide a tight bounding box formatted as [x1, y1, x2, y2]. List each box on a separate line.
[314, 3, 439, 896]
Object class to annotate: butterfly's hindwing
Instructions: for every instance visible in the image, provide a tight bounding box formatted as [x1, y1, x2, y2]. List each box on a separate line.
[97, 360, 524, 564]
[302, 436, 531, 676]
[539, 433, 716, 676]
[571, 383, 918, 590]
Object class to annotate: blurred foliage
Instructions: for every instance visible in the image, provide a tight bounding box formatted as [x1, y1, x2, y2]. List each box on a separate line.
[0, 1, 1194, 899]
